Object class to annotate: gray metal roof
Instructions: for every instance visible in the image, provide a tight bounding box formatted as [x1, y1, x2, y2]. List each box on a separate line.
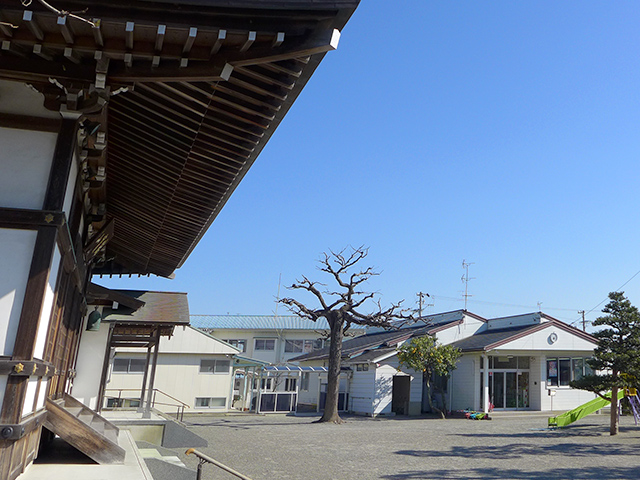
[190, 314, 367, 331]
[345, 347, 397, 364]
[290, 320, 459, 362]
[449, 324, 540, 352]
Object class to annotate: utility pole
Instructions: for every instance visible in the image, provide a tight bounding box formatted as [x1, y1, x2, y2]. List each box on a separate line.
[578, 310, 586, 331]
[461, 260, 475, 310]
[417, 292, 433, 318]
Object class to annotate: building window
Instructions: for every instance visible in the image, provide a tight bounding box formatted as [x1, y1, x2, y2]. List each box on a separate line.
[195, 397, 226, 408]
[113, 358, 146, 373]
[356, 364, 369, 372]
[285, 378, 297, 391]
[284, 339, 317, 353]
[547, 357, 592, 387]
[254, 338, 276, 351]
[254, 378, 273, 390]
[224, 339, 247, 352]
[200, 359, 230, 374]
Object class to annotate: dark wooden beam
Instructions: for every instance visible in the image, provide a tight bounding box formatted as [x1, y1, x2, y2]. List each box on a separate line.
[0, 208, 65, 230]
[0, 410, 47, 442]
[0, 358, 55, 378]
[43, 119, 77, 211]
[87, 283, 146, 310]
[229, 28, 340, 67]
[107, 58, 233, 83]
[0, 114, 61, 133]
[0, 55, 94, 84]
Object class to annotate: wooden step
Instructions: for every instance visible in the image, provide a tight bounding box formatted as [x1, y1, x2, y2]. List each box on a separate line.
[44, 395, 125, 465]
[65, 406, 83, 416]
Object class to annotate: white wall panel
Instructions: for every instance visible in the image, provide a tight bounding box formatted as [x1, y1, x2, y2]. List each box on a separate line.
[0, 229, 37, 356]
[71, 316, 109, 410]
[0, 127, 57, 209]
[33, 245, 61, 360]
[22, 378, 39, 417]
[0, 375, 6, 413]
[62, 157, 79, 217]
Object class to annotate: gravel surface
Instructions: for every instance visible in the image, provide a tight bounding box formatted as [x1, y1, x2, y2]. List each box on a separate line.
[173, 413, 640, 480]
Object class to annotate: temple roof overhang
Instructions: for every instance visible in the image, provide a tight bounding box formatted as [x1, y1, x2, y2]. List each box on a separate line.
[0, 0, 359, 276]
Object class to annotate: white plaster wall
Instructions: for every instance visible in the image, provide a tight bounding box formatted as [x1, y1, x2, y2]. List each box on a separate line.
[0, 127, 57, 209]
[33, 245, 61, 360]
[0, 229, 38, 357]
[71, 315, 109, 410]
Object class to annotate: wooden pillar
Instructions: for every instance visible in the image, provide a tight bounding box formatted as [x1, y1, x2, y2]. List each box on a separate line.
[137, 344, 153, 413]
[143, 327, 161, 418]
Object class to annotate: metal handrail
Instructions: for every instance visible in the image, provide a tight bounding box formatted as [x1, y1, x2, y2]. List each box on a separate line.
[104, 387, 189, 421]
[186, 449, 253, 480]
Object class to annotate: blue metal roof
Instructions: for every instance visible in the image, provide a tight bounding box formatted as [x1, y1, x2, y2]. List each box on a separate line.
[190, 314, 368, 331]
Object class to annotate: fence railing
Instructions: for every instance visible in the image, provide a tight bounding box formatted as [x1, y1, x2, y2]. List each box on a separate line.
[186, 448, 253, 480]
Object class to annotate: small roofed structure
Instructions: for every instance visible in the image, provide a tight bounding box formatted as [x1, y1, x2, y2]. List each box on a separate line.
[74, 285, 190, 418]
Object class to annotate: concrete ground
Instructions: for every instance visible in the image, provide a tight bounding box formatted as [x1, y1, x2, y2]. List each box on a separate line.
[173, 412, 640, 480]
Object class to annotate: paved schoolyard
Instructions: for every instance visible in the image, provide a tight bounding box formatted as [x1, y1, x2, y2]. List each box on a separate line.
[175, 413, 640, 480]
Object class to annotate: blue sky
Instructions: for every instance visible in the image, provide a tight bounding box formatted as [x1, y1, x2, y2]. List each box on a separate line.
[98, 1, 640, 328]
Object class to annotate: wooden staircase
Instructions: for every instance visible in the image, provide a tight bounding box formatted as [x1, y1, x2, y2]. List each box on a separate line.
[44, 393, 125, 464]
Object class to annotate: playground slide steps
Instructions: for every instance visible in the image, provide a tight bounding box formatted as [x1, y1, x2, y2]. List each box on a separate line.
[548, 390, 625, 428]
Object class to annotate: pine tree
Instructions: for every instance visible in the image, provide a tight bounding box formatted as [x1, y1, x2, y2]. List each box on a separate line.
[571, 292, 640, 435]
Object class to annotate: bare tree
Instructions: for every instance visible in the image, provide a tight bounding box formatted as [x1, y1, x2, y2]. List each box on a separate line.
[280, 246, 412, 423]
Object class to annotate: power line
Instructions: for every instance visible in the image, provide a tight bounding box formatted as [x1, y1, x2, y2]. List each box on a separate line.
[584, 268, 640, 317]
[427, 294, 581, 313]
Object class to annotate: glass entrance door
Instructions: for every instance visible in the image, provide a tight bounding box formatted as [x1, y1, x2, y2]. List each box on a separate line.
[506, 372, 518, 408]
[489, 372, 530, 409]
[493, 373, 504, 408]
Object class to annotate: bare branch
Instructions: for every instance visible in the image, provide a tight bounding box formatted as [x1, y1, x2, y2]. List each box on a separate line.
[34, 0, 97, 27]
[279, 297, 323, 322]
[288, 275, 329, 310]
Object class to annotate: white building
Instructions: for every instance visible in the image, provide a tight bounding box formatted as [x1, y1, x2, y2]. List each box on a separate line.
[106, 325, 240, 415]
[290, 310, 598, 416]
[190, 315, 367, 364]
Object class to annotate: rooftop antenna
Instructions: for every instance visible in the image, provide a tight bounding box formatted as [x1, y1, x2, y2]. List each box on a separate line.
[537, 301, 542, 312]
[462, 260, 475, 310]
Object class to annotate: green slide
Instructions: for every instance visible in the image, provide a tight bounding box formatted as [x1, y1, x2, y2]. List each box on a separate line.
[548, 390, 625, 427]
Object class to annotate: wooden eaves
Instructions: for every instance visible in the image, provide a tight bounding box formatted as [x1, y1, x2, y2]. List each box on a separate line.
[0, 0, 359, 277]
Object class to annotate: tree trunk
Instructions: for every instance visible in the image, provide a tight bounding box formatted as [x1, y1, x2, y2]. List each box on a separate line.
[317, 314, 345, 423]
[424, 374, 445, 419]
[610, 380, 619, 436]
